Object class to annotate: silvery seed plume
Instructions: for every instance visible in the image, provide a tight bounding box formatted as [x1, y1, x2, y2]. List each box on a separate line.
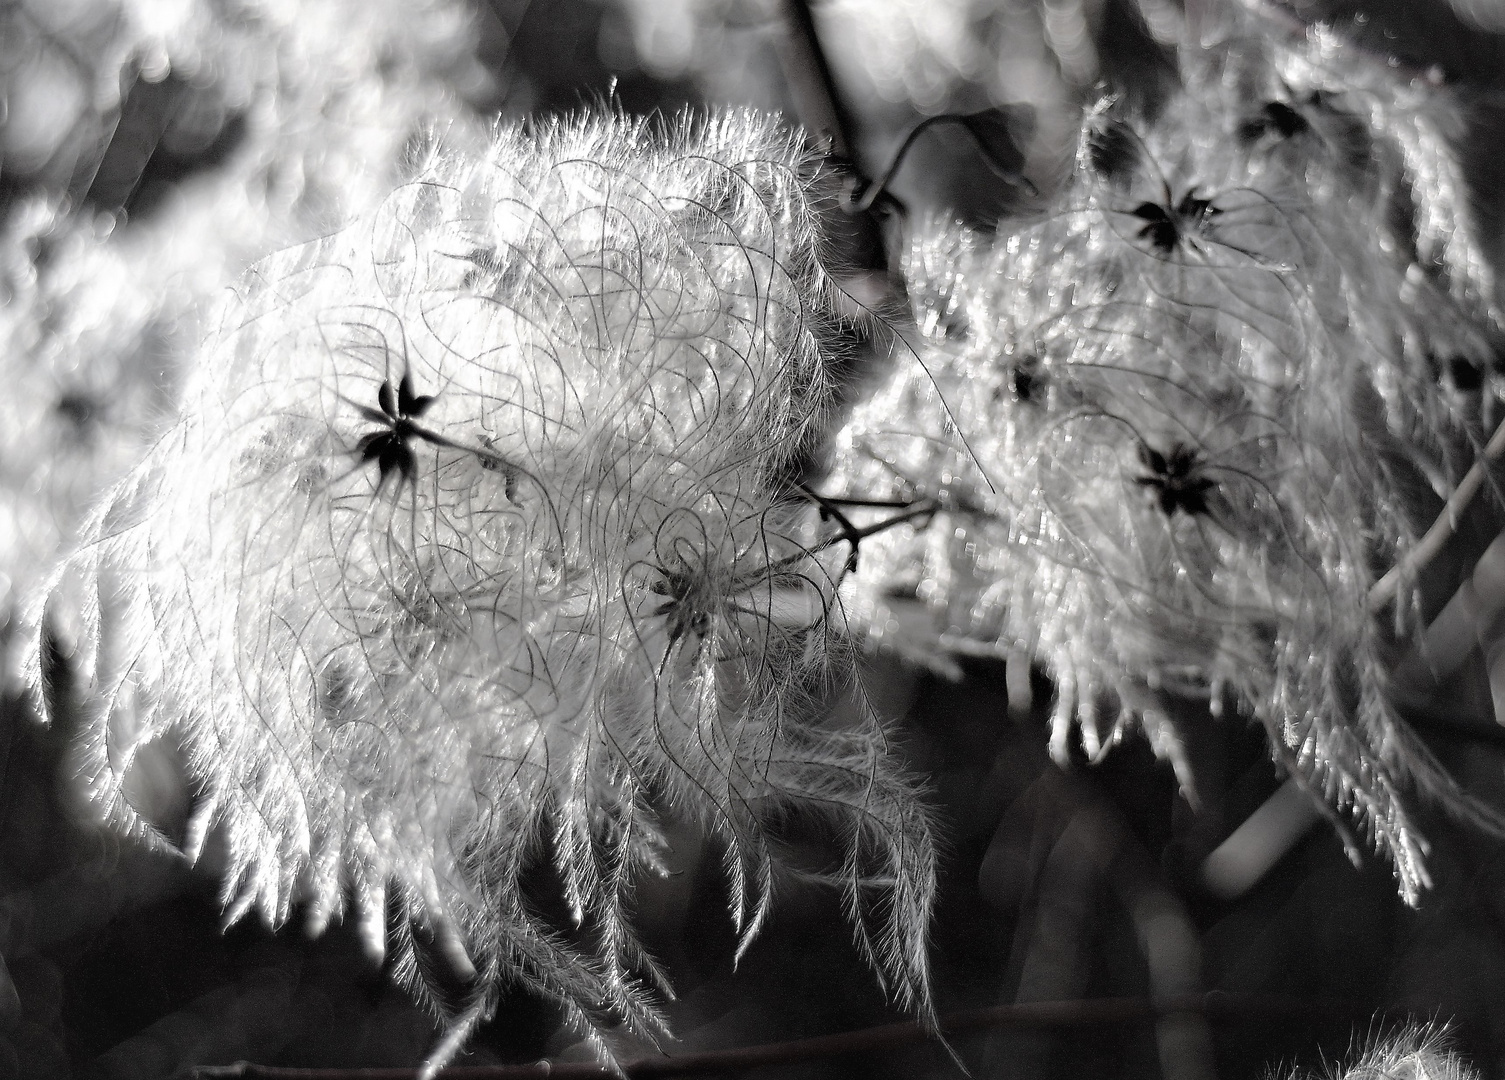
[0, 0, 480, 680]
[24, 111, 936, 1072]
[826, 2, 1504, 903]
[1278, 1026, 1480, 1080]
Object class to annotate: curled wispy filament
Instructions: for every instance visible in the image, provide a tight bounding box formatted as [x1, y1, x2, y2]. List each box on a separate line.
[24, 110, 938, 1073]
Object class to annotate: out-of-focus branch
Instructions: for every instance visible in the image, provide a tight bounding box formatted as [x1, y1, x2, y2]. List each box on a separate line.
[772, 0, 857, 160]
[192, 992, 1376, 1079]
[769, 0, 894, 296]
[1390, 528, 1505, 730]
[1369, 413, 1505, 613]
[981, 767, 1215, 1080]
[1199, 777, 1322, 901]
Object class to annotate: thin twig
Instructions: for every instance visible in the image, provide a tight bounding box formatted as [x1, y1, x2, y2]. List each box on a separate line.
[1369, 413, 1505, 612]
[795, 480, 866, 565]
[190, 993, 1372, 1079]
[795, 484, 936, 571]
[713, 497, 937, 596]
[814, 496, 919, 509]
[802, 500, 939, 572]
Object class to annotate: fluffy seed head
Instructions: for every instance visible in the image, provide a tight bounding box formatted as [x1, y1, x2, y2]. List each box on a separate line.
[26, 110, 936, 1069]
[1278, 1026, 1481, 1080]
[828, 5, 1502, 902]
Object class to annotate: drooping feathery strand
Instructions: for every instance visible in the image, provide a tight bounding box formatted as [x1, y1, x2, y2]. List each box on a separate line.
[24, 111, 936, 1073]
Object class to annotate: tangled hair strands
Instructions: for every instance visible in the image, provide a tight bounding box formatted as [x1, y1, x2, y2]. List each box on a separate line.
[24, 110, 939, 1072]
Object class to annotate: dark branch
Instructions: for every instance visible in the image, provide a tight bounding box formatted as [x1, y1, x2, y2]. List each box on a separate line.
[191, 993, 1381, 1079]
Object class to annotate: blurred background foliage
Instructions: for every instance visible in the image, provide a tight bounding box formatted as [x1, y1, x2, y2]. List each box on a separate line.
[4, 0, 1505, 1078]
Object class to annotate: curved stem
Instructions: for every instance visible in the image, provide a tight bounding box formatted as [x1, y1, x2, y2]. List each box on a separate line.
[852, 115, 1038, 213]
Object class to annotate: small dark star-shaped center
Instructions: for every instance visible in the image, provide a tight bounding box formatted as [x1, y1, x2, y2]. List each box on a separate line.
[1135, 442, 1216, 517]
[354, 373, 437, 493]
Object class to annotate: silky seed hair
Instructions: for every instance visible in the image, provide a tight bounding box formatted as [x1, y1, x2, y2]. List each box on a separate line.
[1275, 1025, 1482, 1080]
[0, 0, 478, 681]
[24, 109, 937, 1074]
[827, 1, 1505, 903]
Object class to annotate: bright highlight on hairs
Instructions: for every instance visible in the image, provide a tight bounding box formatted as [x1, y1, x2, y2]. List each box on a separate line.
[1282, 1025, 1481, 1080]
[26, 111, 937, 1073]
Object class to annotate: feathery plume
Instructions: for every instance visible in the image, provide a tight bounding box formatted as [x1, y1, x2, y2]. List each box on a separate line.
[826, 3, 1504, 902]
[0, 0, 480, 680]
[1278, 1026, 1481, 1080]
[25, 110, 936, 1072]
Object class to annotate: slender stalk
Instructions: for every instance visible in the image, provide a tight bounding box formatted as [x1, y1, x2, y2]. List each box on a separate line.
[815, 496, 919, 509]
[794, 483, 936, 570]
[849, 115, 940, 212]
[821, 501, 938, 549]
[726, 496, 939, 592]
